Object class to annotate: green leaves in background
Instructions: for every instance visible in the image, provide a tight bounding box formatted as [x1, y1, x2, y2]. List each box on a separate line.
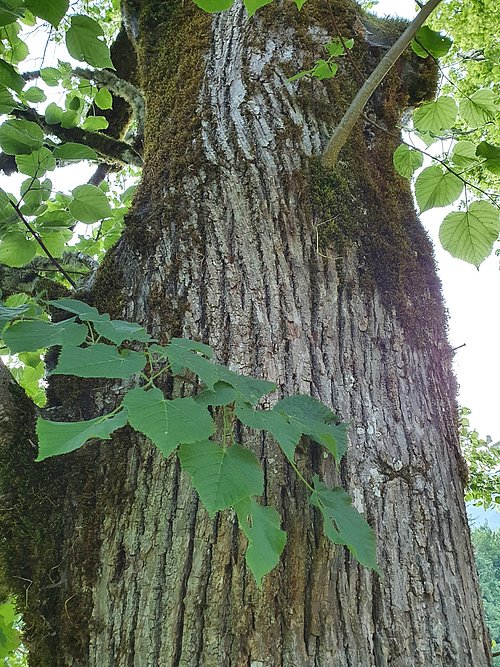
[459, 89, 497, 128]
[123, 387, 214, 458]
[25, 0, 69, 27]
[0, 119, 43, 155]
[392, 144, 423, 179]
[310, 476, 379, 572]
[0, 597, 22, 661]
[65, 15, 113, 69]
[69, 184, 112, 222]
[476, 141, 500, 176]
[0, 58, 24, 92]
[0, 301, 28, 330]
[36, 409, 128, 460]
[439, 201, 500, 267]
[178, 441, 263, 516]
[0, 231, 35, 267]
[235, 497, 287, 587]
[413, 96, 457, 134]
[414, 165, 463, 213]
[411, 26, 452, 59]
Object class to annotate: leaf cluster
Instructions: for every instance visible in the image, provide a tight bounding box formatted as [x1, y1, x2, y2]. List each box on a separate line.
[0, 298, 379, 585]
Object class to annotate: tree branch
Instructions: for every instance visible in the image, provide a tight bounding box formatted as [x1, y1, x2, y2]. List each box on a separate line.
[12, 107, 143, 168]
[73, 67, 145, 141]
[9, 200, 77, 288]
[322, 0, 443, 169]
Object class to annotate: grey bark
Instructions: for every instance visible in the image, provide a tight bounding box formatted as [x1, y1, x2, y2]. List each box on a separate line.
[4, 1, 491, 666]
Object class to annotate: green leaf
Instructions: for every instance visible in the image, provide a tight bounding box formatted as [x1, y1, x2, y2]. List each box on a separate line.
[476, 141, 500, 176]
[69, 184, 112, 222]
[294, 0, 307, 8]
[178, 441, 264, 516]
[392, 144, 423, 179]
[44, 102, 63, 124]
[276, 395, 346, 461]
[94, 86, 112, 110]
[244, 0, 272, 16]
[51, 343, 147, 378]
[0, 83, 18, 113]
[413, 96, 457, 134]
[158, 338, 275, 404]
[38, 229, 72, 257]
[48, 297, 104, 321]
[0, 231, 36, 267]
[411, 26, 452, 59]
[81, 116, 109, 131]
[235, 497, 287, 587]
[236, 395, 347, 463]
[48, 298, 150, 343]
[93, 319, 151, 345]
[310, 476, 379, 571]
[439, 201, 500, 267]
[192, 0, 235, 12]
[40, 67, 61, 87]
[195, 381, 239, 407]
[325, 37, 349, 57]
[0, 58, 24, 92]
[414, 165, 464, 213]
[3, 318, 87, 353]
[0, 301, 29, 331]
[0, 118, 43, 155]
[450, 141, 479, 169]
[36, 409, 128, 460]
[15, 147, 56, 177]
[65, 15, 114, 69]
[25, 0, 68, 27]
[53, 142, 98, 161]
[123, 386, 215, 457]
[23, 85, 46, 103]
[0, 0, 24, 26]
[459, 89, 497, 128]
[311, 59, 338, 80]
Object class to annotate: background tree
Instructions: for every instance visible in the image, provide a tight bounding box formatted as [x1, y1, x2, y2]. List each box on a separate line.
[0, 0, 496, 664]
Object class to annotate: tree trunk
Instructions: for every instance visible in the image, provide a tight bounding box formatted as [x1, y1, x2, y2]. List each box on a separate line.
[0, 1, 491, 665]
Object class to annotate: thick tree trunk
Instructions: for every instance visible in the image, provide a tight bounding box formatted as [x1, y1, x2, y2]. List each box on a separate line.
[1, 1, 491, 665]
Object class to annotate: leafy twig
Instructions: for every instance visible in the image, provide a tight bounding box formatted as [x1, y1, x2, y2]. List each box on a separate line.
[9, 200, 77, 288]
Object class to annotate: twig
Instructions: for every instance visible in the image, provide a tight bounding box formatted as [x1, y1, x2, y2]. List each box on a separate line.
[9, 201, 77, 288]
[363, 114, 500, 209]
[322, 0, 444, 168]
[12, 107, 143, 168]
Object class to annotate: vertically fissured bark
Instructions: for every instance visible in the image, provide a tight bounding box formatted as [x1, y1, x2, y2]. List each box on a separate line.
[3, 1, 491, 665]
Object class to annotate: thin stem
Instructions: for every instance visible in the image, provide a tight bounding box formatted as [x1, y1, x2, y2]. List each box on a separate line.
[322, 0, 444, 168]
[9, 201, 77, 287]
[288, 458, 314, 493]
[363, 115, 500, 209]
[326, 0, 365, 83]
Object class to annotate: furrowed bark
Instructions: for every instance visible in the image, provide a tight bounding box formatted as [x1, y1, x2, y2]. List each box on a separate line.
[2, 1, 491, 665]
